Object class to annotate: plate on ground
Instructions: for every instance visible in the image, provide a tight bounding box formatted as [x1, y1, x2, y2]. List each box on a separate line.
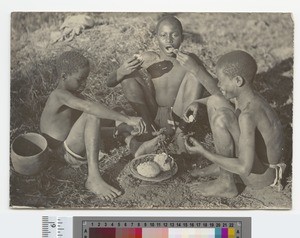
[129, 154, 178, 182]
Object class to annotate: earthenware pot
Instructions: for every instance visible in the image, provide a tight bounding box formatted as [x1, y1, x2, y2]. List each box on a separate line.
[11, 133, 48, 175]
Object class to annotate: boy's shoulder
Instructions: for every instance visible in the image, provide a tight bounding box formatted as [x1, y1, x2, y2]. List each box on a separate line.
[249, 92, 270, 110]
[238, 95, 266, 123]
[238, 109, 257, 130]
[49, 88, 69, 97]
[47, 88, 76, 104]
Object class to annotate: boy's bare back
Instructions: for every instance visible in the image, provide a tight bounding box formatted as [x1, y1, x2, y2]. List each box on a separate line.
[237, 91, 284, 188]
[242, 92, 283, 164]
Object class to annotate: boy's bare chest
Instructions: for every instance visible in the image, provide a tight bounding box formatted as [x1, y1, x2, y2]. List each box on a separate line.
[150, 61, 186, 89]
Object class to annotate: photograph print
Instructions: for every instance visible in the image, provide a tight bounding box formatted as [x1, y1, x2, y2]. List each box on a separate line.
[10, 12, 293, 209]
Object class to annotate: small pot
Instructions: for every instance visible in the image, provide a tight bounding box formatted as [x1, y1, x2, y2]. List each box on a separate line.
[11, 133, 49, 175]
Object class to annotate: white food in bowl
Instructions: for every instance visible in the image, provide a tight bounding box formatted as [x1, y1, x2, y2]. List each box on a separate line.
[136, 161, 161, 178]
[153, 153, 174, 171]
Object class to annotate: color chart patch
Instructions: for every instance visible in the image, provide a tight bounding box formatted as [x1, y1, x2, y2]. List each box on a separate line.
[78, 218, 248, 238]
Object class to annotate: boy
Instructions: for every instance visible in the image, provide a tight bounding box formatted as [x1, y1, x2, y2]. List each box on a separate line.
[40, 51, 146, 200]
[183, 50, 285, 198]
[107, 15, 219, 153]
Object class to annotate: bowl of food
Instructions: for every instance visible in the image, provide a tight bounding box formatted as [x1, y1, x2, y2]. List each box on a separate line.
[129, 153, 177, 182]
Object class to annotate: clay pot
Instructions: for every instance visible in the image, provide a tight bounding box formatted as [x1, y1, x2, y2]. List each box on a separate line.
[11, 133, 49, 175]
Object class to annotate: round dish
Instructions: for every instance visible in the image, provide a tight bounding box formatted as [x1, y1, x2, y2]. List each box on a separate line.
[129, 154, 178, 182]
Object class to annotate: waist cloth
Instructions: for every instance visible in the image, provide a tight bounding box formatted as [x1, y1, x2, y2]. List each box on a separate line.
[265, 162, 286, 191]
[43, 133, 87, 167]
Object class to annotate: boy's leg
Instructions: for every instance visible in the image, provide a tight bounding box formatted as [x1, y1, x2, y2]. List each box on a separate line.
[121, 77, 158, 133]
[172, 72, 204, 118]
[172, 73, 203, 153]
[190, 163, 220, 178]
[129, 134, 166, 158]
[189, 95, 240, 198]
[190, 95, 239, 177]
[65, 113, 121, 200]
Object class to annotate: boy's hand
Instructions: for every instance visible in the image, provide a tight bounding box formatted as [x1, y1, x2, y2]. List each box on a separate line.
[117, 56, 143, 78]
[176, 51, 199, 75]
[184, 136, 204, 155]
[127, 116, 147, 135]
[183, 102, 199, 123]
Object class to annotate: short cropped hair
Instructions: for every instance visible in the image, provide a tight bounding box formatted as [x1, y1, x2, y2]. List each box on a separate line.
[56, 51, 89, 77]
[217, 50, 257, 83]
[156, 15, 183, 35]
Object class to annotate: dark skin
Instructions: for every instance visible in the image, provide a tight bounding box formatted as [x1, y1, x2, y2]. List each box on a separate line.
[41, 67, 146, 141]
[107, 18, 220, 141]
[183, 64, 284, 197]
[41, 66, 146, 200]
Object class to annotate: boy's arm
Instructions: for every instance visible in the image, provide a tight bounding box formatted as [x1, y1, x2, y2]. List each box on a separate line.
[56, 89, 145, 129]
[194, 64, 220, 96]
[192, 97, 210, 105]
[176, 52, 221, 95]
[107, 71, 121, 87]
[185, 113, 256, 176]
[107, 57, 142, 87]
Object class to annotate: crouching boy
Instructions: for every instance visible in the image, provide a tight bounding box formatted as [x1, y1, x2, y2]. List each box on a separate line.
[184, 50, 285, 198]
[40, 51, 146, 200]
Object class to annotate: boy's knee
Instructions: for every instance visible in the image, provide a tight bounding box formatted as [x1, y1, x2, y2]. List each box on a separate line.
[121, 77, 139, 93]
[85, 113, 100, 124]
[207, 94, 225, 108]
[184, 73, 198, 86]
[121, 78, 144, 102]
[181, 75, 203, 98]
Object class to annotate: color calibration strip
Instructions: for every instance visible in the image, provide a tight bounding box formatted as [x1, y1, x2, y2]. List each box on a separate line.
[88, 227, 236, 238]
[77, 217, 249, 238]
[42, 216, 251, 238]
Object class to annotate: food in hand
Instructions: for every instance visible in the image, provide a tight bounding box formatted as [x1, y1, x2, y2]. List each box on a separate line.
[133, 54, 143, 61]
[171, 48, 179, 54]
[154, 153, 174, 171]
[136, 161, 161, 178]
[188, 115, 195, 123]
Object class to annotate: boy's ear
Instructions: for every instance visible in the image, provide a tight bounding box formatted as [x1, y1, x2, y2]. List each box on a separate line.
[234, 76, 244, 87]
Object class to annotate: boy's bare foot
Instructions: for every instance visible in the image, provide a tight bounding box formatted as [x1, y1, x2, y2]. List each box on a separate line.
[190, 164, 220, 178]
[189, 177, 238, 198]
[134, 134, 166, 157]
[85, 177, 122, 200]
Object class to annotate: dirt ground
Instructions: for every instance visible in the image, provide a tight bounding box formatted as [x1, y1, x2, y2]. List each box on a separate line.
[10, 13, 293, 209]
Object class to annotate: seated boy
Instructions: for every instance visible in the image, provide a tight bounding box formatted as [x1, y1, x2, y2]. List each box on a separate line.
[107, 15, 219, 153]
[183, 50, 285, 198]
[40, 51, 146, 200]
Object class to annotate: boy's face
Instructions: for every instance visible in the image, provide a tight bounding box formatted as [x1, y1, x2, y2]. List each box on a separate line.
[156, 20, 183, 57]
[216, 66, 238, 99]
[64, 66, 89, 92]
